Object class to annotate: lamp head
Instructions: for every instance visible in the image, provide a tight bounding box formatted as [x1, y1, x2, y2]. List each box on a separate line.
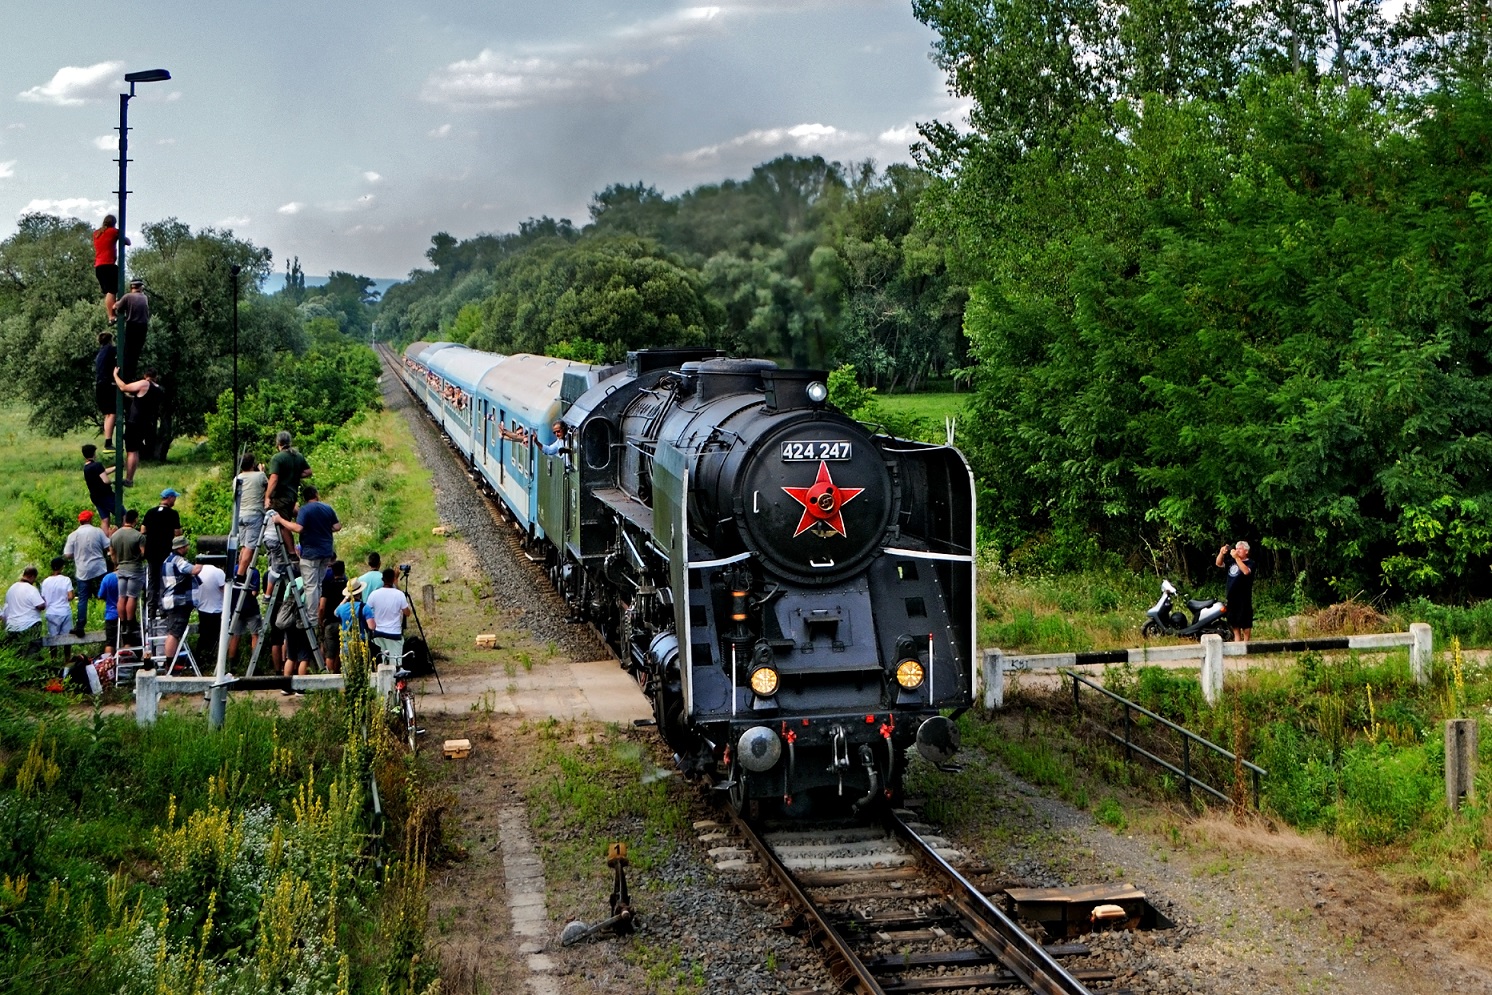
[124, 69, 172, 84]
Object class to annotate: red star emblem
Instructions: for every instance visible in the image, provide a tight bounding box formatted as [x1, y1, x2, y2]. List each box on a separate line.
[782, 460, 865, 538]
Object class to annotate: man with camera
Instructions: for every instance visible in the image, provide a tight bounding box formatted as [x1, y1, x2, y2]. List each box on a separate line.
[1215, 540, 1255, 642]
[366, 566, 412, 667]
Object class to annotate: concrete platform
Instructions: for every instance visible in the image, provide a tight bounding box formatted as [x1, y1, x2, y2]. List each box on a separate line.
[418, 657, 651, 724]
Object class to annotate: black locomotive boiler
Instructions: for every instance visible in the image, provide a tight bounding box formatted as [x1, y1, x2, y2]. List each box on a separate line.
[401, 345, 977, 814]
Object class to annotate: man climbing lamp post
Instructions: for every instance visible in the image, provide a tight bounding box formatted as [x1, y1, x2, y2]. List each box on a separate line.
[113, 67, 171, 526]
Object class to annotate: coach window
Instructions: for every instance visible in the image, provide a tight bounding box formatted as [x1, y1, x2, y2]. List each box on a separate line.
[583, 419, 612, 470]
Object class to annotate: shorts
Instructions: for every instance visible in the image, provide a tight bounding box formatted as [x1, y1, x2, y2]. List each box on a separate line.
[237, 511, 265, 549]
[95, 381, 114, 415]
[1228, 600, 1254, 629]
[284, 626, 314, 663]
[46, 616, 70, 640]
[229, 609, 262, 636]
[125, 421, 154, 454]
[269, 499, 296, 524]
[93, 493, 116, 522]
[321, 621, 342, 655]
[117, 572, 143, 599]
[96, 263, 119, 295]
[163, 606, 191, 640]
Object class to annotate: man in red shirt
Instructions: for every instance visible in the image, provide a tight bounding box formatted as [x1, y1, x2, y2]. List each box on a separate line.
[93, 215, 129, 321]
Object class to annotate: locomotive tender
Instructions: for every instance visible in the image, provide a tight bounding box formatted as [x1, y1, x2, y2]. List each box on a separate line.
[400, 342, 976, 814]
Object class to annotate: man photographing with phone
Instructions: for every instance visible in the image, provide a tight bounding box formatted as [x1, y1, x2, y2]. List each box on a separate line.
[1215, 540, 1254, 642]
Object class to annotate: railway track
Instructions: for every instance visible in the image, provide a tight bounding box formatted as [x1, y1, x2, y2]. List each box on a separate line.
[704, 809, 1127, 995]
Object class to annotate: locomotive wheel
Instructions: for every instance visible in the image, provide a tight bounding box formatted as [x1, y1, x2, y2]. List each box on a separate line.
[727, 767, 759, 821]
[1140, 620, 1160, 639]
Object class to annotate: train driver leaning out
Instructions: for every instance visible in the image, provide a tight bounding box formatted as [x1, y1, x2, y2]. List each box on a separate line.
[539, 422, 568, 457]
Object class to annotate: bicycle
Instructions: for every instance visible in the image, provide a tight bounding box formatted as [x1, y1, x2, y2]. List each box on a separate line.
[380, 644, 423, 753]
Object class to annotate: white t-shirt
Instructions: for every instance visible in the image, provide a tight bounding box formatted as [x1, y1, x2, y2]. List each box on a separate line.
[40, 575, 73, 623]
[366, 586, 409, 634]
[3, 581, 46, 631]
[194, 564, 226, 613]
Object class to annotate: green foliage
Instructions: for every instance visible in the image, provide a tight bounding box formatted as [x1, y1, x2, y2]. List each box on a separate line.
[380, 156, 965, 383]
[915, 0, 1492, 600]
[204, 333, 381, 463]
[827, 363, 877, 417]
[466, 236, 715, 361]
[0, 216, 296, 456]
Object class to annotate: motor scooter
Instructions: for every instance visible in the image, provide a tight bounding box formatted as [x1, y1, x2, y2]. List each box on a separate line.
[1141, 579, 1233, 640]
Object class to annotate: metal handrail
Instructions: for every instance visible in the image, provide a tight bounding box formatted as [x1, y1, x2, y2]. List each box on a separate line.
[1062, 669, 1266, 808]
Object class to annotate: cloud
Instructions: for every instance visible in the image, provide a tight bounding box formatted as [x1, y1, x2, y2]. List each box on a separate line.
[674, 122, 859, 164]
[362, 171, 382, 183]
[428, 124, 452, 138]
[613, 5, 726, 46]
[218, 215, 251, 227]
[422, 50, 653, 109]
[18, 61, 124, 106]
[0, 161, 14, 180]
[19, 197, 107, 219]
[878, 124, 919, 145]
[277, 201, 304, 215]
[93, 135, 117, 150]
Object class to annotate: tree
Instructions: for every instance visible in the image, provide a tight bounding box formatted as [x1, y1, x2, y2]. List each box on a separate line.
[0, 216, 295, 457]
[468, 236, 716, 361]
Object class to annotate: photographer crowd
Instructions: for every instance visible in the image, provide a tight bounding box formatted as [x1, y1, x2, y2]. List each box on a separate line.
[1, 431, 419, 693]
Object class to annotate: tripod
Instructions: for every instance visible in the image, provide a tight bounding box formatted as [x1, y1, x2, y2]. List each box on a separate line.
[398, 566, 443, 694]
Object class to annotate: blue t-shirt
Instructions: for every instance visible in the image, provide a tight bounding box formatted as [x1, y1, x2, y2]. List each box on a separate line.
[99, 573, 119, 621]
[296, 501, 339, 559]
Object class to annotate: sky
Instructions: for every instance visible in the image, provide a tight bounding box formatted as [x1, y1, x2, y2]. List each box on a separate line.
[0, 1, 961, 281]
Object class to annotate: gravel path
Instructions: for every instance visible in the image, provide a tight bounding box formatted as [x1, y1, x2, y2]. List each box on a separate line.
[378, 358, 606, 662]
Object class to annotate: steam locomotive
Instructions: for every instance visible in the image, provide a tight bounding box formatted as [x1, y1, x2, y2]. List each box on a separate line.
[399, 343, 976, 815]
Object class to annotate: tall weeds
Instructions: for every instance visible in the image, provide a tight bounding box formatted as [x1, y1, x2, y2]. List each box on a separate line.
[0, 642, 440, 995]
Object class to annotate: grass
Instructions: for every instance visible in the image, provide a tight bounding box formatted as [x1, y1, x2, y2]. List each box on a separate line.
[874, 391, 967, 420]
[516, 719, 697, 990]
[992, 641, 1492, 901]
[0, 646, 439, 995]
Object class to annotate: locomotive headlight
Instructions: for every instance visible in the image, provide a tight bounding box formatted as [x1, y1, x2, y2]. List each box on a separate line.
[749, 665, 780, 697]
[894, 659, 926, 690]
[805, 380, 828, 405]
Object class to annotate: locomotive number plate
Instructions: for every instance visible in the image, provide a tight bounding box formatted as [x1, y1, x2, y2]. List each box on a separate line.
[781, 440, 853, 461]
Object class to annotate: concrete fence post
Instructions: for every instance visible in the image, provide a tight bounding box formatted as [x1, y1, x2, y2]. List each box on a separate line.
[1410, 622, 1432, 686]
[983, 649, 1005, 710]
[1445, 718, 1478, 811]
[1200, 634, 1224, 706]
[375, 662, 395, 700]
[422, 584, 436, 615]
[135, 668, 160, 726]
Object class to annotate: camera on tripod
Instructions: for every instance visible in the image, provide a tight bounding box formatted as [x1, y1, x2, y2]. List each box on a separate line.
[399, 563, 412, 576]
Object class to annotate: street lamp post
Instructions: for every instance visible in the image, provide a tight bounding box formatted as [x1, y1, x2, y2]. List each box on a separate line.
[231, 264, 241, 461]
[112, 68, 171, 526]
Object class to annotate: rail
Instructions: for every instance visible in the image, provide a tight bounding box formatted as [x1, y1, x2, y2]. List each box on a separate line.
[722, 804, 1097, 995]
[1064, 669, 1265, 809]
[887, 811, 1095, 995]
[722, 806, 888, 995]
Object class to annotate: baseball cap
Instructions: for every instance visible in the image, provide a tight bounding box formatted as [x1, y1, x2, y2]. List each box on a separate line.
[130, 278, 145, 288]
[160, 487, 180, 499]
[78, 510, 94, 522]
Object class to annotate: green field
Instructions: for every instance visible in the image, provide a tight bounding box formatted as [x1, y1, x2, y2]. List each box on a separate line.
[875, 391, 968, 421]
[0, 402, 440, 629]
